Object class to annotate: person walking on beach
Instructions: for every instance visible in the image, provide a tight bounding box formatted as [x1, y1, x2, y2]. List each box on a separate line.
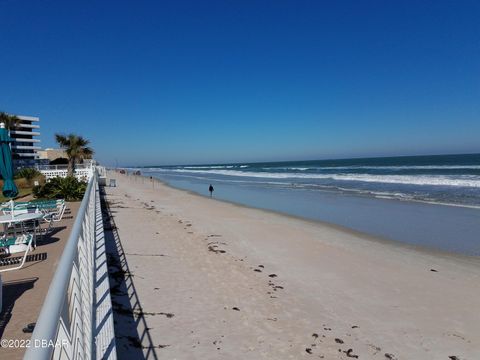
[209, 184, 214, 198]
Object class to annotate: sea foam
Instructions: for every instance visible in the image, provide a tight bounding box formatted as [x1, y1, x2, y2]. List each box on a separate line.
[161, 169, 480, 187]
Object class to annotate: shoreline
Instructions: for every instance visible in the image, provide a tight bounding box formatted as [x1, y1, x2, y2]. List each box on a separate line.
[124, 153, 480, 209]
[106, 171, 480, 359]
[129, 171, 479, 262]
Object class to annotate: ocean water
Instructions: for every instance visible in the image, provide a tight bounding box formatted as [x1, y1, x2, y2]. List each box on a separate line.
[135, 154, 480, 255]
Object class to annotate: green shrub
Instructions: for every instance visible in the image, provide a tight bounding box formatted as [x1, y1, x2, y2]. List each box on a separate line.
[33, 176, 87, 201]
[13, 178, 30, 189]
[15, 168, 42, 180]
[14, 168, 46, 187]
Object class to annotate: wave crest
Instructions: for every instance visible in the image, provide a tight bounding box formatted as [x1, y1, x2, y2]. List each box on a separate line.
[159, 168, 480, 187]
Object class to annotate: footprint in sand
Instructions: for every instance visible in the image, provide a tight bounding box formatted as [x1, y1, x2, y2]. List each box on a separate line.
[207, 244, 226, 254]
[159, 312, 174, 318]
[344, 348, 359, 358]
[385, 353, 398, 360]
[366, 343, 382, 355]
[212, 339, 223, 350]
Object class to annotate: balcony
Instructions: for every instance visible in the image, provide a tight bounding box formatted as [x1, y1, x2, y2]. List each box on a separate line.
[17, 124, 40, 129]
[17, 116, 39, 122]
[10, 130, 41, 136]
[0, 171, 116, 360]
[12, 139, 40, 143]
[15, 153, 38, 157]
[11, 145, 41, 150]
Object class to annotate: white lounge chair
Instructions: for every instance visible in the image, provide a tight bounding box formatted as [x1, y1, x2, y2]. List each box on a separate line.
[0, 233, 35, 273]
[46, 200, 66, 222]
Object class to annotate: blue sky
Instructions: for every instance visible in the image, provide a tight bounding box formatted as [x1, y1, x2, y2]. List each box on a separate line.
[0, 0, 479, 166]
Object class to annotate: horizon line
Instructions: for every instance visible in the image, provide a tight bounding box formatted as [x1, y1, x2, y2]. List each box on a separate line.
[118, 151, 480, 169]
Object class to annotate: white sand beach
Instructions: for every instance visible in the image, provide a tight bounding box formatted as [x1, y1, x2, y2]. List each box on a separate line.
[105, 173, 480, 360]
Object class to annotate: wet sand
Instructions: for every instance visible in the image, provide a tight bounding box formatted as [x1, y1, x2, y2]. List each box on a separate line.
[106, 172, 480, 360]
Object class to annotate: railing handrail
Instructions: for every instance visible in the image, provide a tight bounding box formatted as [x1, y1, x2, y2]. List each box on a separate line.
[23, 175, 96, 360]
[36, 164, 90, 170]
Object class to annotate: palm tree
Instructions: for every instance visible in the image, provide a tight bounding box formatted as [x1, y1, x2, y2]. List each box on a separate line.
[0, 112, 21, 132]
[55, 134, 94, 177]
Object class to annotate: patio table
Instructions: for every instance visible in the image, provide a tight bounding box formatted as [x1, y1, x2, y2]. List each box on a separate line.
[0, 212, 44, 250]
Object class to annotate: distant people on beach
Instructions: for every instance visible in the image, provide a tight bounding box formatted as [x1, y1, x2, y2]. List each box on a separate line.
[209, 184, 214, 197]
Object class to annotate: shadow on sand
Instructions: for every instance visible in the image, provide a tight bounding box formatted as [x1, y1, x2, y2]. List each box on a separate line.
[100, 186, 158, 360]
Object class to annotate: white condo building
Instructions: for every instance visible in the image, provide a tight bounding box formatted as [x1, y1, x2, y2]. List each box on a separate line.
[10, 115, 41, 169]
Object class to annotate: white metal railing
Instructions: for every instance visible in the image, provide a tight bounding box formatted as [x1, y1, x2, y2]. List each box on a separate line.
[37, 163, 95, 181]
[23, 172, 116, 360]
[36, 164, 89, 171]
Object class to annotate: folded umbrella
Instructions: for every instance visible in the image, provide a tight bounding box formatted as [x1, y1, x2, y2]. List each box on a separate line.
[0, 123, 19, 198]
